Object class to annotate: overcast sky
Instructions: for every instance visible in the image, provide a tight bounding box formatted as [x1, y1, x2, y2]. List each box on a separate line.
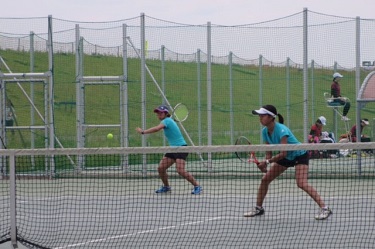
[2, 0, 374, 24]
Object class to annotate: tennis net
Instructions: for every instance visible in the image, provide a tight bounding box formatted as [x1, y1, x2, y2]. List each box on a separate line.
[1, 142, 375, 248]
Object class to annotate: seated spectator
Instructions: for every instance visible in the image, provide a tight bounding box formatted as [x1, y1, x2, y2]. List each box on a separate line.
[330, 73, 351, 121]
[350, 119, 372, 154]
[350, 119, 370, 142]
[308, 116, 326, 143]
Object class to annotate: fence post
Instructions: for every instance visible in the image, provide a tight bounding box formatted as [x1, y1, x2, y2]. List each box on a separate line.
[286, 57, 290, 127]
[161, 45, 166, 146]
[121, 23, 129, 172]
[197, 49, 202, 146]
[355, 16, 362, 176]
[303, 8, 309, 143]
[206, 21, 212, 171]
[229, 52, 234, 145]
[259, 54, 263, 143]
[140, 13, 147, 176]
[311, 59, 315, 122]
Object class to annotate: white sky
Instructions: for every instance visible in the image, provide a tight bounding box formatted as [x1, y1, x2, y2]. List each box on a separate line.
[2, 0, 374, 24]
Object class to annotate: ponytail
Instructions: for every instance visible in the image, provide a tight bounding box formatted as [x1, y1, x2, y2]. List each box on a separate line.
[277, 113, 284, 124]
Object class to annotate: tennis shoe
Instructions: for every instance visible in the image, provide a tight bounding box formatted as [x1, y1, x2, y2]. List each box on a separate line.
[341, 116, 350, 121]
[191, 185, 202, 195]
[315, 207, 332, 220]
[155, 186, 171, 194]
[244, 206, 265, 217]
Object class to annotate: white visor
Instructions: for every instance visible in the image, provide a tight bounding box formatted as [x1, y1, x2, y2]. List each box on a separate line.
[252, 108, 276, 117]
[362, 120, 369, 125]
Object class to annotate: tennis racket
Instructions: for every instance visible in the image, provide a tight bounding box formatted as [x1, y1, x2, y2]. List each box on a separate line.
[172, 103, 189, 122]
[235, 136, 259, 165]
[171, 103, 205, 166]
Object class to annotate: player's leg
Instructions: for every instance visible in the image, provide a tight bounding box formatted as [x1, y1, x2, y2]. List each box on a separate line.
[175, 157, 202, 194]
[343, 101, 350, 116]
[155, 156, 175, 193]
[295, 163, 332, 220]
[339, 99, 350, 118]
[244, 163, 287, 217]
[175, 158, 198, 185]
[295, 164, 325, 206]
[256, 164, 287, 206]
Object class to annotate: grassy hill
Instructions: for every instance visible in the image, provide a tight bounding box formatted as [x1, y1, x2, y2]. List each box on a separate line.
[0, 49, 373, 149]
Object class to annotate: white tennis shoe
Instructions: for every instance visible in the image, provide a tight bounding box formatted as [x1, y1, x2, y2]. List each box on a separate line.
[315, 207, 332, 220]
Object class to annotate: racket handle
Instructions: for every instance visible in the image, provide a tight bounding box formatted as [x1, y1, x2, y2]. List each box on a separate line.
[248, 154, 259, 164]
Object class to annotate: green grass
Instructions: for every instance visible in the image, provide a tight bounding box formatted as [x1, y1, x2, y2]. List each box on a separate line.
[1, 48, 374, 150]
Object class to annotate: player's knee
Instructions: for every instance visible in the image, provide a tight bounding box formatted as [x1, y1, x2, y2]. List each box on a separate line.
[157, 166, 166, 174]
[260, 176, 272, 185]
[176, 166, 186, 175]
[296, 181, 308, 190]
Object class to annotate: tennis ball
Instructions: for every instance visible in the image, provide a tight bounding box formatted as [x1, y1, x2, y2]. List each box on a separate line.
[107, 133, 113, 139]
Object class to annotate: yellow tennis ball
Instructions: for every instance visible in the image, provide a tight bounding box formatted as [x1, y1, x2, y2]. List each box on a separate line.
[107, 133, 113, 139]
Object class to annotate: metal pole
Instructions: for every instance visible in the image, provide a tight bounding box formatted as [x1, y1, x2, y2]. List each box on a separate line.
[355, 16, 362, 175]
[286, 57, 290, 127]
[30, 31, 36, 169]
[47, 15, 56, 177]
[207, 22, 212, 171]
[259, 54, 263, 143]
[229, 52, 234, 144]
[140, 13, 147, 175]
[197, 49, 202, 146]
[303, 8, 309, 143]
[122, 24, 129, 172]
[311, 60, 315, 122]
[161, 45, 166, 146]
[333, 61, 338, 138]
[9, 153, 17, 248]
[75, 24, 84, 170]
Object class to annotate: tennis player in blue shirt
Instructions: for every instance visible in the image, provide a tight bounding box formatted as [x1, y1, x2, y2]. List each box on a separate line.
[244, 105, 332, 220]
[136, 105, 202, 195]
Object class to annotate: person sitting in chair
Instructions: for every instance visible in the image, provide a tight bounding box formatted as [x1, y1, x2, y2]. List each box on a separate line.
[350, 119, 370, 143]
[308, 116, 327, 158]
[331, 72, 351, 121]
[308, 116, 326, 143]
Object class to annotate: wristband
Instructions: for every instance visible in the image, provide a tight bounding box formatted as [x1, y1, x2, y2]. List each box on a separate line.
[266, 159, 270, 165]
[141, 131, 144, 135]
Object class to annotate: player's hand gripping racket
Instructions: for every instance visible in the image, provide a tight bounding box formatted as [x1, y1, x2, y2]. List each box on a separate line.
[235, 136, 268, 173]
[235, 136, 259, 164]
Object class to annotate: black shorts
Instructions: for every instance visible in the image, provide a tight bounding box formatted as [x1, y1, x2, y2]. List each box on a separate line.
[276, 152, 309, 168]
[164, 145, 188, 160]
[164, 152, 189, 160]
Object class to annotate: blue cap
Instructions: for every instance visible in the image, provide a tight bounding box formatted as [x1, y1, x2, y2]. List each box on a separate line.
[153, 105, 169, 113]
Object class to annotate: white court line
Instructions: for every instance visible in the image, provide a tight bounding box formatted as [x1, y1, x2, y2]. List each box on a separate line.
[52, 216, 222, 249]
[49, 214, 375, 249]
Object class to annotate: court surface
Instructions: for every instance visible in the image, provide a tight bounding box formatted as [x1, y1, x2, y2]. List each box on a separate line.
[1, 156, 375, 248]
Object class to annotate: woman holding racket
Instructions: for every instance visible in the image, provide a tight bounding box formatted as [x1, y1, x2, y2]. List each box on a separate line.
[244, 105, 332, 220]
[136, 105, 202, 195]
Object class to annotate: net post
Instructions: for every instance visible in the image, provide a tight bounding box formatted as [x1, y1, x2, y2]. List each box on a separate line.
[9, 152, 17, 248]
